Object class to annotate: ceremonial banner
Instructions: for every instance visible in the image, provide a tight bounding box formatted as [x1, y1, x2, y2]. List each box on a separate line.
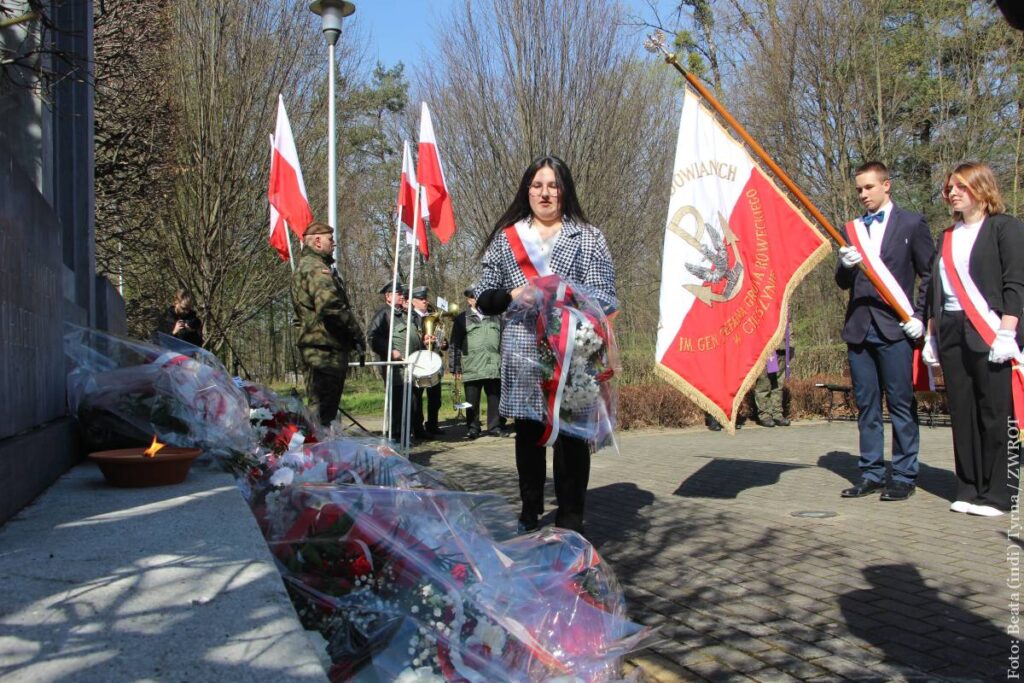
[655, 90, 830, 430]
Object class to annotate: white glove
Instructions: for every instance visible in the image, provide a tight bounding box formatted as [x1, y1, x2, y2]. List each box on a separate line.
[922, 336, 940, 367]
[989, 329, 1019, 364]
[839, 246, 863, 269]
[900, 317, 924, 340]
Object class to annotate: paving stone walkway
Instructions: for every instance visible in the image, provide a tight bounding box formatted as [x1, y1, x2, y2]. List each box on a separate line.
[408, 420, 1013, 682]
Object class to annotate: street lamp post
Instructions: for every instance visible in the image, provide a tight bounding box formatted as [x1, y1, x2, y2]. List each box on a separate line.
[309, 0, 355, 264]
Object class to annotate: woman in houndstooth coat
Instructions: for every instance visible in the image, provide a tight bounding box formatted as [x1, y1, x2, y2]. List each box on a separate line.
[475, 155, 617, 535]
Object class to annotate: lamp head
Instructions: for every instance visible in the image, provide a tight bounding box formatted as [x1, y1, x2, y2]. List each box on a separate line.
[310, 0, 355, 46]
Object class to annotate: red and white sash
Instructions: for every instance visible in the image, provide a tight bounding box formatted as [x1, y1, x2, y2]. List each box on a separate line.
[846, 220, 933, 390]
[941, 229, 1024, 424]
[504, 220, 552, 281]
[845, 219, 915, 318]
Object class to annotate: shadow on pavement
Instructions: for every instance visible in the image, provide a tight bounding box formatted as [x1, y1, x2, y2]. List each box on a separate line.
[672, 458, 808, 499]
[817, 450, 958, 501]
[839, 564, 1007, 680]
[584, 482, 656, 550]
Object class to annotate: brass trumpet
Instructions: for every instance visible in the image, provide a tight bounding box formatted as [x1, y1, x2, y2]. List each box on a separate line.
[422, 303, 460, 351]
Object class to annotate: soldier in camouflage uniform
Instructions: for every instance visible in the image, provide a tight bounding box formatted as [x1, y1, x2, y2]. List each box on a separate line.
[291, 222, 365, 427]
[367, 282, 425, 442]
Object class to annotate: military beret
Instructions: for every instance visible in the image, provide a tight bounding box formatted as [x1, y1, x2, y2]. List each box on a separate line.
[379, 281, 405, 295]
[305, 222, 333, 237]
[463, 287, 476, 297]
[411, 286, 428, 299]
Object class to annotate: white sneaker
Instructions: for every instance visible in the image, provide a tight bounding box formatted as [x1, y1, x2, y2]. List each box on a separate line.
[949, 500, 973, 513]
[967, 504, 1005, 517]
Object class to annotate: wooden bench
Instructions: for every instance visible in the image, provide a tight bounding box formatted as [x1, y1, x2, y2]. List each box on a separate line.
[815, 382, 949, 427]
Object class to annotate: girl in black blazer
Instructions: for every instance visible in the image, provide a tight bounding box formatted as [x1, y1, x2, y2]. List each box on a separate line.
[923, 162, 1024, 517]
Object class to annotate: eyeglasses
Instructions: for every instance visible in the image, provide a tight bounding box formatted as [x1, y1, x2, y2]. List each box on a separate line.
[529, 185, 560, 196]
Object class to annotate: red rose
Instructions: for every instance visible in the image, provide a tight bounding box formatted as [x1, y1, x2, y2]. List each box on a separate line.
[450, 563, 468, 585]
[351, 555, 372, 577]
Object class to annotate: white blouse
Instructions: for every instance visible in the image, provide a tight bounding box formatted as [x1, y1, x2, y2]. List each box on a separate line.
[939, 219, 984, 312]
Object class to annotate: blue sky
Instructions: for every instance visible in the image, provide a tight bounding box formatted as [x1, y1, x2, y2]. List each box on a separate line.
[349, 0, 678, 71]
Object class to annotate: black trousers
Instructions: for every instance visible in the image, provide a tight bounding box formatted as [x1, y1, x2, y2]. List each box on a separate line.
[515, 419, 590, 533]
[939, 310, 1019, 510]
[464, 378, 501, 433]
[411, 386, 426, 435]
[425, 383, 441, 427]
[305, 365, 347, 427]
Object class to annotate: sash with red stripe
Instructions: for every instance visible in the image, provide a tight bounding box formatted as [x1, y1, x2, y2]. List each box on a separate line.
[504, 221, 551, 281]
[845, 220, 933, 391]
[940, 229, 1024, 424]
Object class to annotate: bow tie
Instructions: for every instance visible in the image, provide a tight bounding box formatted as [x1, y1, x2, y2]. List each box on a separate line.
[862, 211, 885, 227]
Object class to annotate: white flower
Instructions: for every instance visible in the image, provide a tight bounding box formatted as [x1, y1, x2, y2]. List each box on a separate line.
[249, 407, 273, 422]
[394, 666, 444, 683]
[467, 618, 507, 654]
[268, 467, 294, 487]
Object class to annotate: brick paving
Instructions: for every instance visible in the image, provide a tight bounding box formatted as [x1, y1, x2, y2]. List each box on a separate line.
[407, 420, 1013, 682]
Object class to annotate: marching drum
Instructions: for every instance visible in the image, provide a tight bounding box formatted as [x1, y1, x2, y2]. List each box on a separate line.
[407, 350, 443, 388]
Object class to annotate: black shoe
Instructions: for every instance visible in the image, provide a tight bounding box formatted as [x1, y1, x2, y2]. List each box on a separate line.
[484, 427, 502, 437]
[707, 420, 722, 432]
[841, 479, 885, 498]
[517, 518, 539, 533]
[756, 417, 776, 428]
[774, 417, 791, 426]
[466, 428, 481, 440]
[880, 481, 915, 501]
[413, 428, 429, 439]
[424, 423, 444, 435]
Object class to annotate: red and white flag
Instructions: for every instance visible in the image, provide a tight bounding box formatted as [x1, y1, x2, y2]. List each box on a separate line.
[417, 102, 456, 245]
[268, 135, 289, 261]
[655, 90, 830, 430]
[269, 95, 312, 240]
[398, 140, 428, 258]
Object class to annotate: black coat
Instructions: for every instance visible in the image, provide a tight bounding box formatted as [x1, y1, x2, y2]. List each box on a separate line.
[160, 308, 203, 347]
[926, 213, 1024, 352]
[835, 204, 934, 344]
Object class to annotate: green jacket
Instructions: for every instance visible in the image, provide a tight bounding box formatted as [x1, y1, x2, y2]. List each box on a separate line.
[291, 249, 364, 372]
[448, 309, 501, 382]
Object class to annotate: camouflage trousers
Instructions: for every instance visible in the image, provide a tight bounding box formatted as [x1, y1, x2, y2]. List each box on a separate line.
[305, 363, 348, 427]
[753, 371, 784, 420]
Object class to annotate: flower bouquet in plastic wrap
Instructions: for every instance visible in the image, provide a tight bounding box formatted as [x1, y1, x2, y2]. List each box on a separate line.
[241, 381, 323, 456]
[65, 325, 253, 461]
[506, 274, 619, 448]
[243, 435, 461, 503]
[256, 484, 651, 682]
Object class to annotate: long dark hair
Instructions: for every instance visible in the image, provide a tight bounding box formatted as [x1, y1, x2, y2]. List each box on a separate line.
[482, 155, 589, 251]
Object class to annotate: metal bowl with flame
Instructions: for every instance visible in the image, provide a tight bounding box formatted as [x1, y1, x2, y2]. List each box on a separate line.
[88, 436, 201, 488]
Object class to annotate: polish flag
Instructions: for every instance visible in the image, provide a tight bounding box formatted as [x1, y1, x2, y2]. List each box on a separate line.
[398, 140, 428, 258]
[417, 102, 456, 244]
[267, 136, 289, 261]
[268, 95, 312, 239]
[655, 89, 830, 431]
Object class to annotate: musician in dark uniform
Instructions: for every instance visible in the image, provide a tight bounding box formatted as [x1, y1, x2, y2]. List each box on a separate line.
[367, 282, 424, 442]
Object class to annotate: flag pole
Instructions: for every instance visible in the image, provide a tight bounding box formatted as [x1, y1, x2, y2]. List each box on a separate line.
[285, 219, 296, 272]
[401, 187, 422, 453]
[383, 202, 404, 440]
[644, 31, 910, 323]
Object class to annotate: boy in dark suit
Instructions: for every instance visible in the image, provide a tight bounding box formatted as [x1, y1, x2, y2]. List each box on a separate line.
[835, 161, 935, 501]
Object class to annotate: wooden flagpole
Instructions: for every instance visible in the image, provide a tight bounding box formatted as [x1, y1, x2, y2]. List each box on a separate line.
[645, 32, 910, 323]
